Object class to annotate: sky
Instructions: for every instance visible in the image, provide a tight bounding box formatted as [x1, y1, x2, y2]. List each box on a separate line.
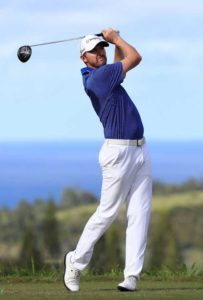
[0, 0, 203, 142]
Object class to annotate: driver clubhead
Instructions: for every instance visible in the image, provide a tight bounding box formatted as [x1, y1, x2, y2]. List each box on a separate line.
[17, 46, 32, 63]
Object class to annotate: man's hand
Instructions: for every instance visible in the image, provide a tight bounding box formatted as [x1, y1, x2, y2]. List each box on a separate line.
[102, 28, 120, 44]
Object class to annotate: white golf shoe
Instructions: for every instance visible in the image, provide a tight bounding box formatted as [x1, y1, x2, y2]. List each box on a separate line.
[117, 276, 137, 291]
[64, 251, 81, 292]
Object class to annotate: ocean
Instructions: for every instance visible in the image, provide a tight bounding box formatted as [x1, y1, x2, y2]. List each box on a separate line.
[0, 140, 203, 208]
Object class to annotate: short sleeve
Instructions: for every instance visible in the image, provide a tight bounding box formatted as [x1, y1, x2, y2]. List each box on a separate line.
[99, 62, 124, 90]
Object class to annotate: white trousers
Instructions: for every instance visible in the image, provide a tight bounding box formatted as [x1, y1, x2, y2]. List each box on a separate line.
[71, 140, 152, 278]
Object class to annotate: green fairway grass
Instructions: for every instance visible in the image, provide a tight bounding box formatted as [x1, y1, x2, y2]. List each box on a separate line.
[0, 278, 203, 300]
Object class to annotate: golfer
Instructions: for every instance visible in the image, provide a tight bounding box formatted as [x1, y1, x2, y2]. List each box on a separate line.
[64, 28, 152, 292]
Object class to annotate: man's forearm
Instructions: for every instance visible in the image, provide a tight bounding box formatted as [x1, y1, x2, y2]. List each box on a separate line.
[114, 36, 142, 68]
[114, 45, 124, 62]
[102, 28, 142, 73]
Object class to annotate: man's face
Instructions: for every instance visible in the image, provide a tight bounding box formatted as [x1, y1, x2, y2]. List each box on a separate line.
[81, 44, 107, 68]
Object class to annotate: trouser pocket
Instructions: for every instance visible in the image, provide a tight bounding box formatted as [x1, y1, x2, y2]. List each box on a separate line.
[99, 143, 124, 168]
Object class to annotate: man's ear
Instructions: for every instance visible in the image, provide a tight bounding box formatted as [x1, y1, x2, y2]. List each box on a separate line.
[80, 54, 88, 64]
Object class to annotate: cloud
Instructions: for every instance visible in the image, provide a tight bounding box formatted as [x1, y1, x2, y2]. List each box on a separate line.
[132, 0, 203, 16]
[0, 42, 18, 58]
[141, 39, 203, 67]
[1, 1, 203, 65]
[5, 0, 203, 15]
[0, 0, 202, 53]
[1, 0, 203, 32]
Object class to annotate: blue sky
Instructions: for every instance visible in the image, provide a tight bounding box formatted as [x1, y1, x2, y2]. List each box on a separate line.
[0, 0, 203, 141]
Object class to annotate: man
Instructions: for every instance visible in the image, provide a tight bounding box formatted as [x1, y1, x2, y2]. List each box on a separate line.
[64, 28, 152, 292]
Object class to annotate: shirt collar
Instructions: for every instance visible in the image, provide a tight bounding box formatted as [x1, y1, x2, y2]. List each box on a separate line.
[81, 67, 94, 75]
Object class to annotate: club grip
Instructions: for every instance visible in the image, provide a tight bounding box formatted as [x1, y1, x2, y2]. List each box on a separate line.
[95, 31, 120, 37]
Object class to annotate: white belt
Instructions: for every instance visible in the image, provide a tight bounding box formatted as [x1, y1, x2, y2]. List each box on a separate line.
[106, 137, 145, 146]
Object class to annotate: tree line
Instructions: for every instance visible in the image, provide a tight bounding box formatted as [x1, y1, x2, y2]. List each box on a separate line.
[153, 178, 203, 195]
[0, 180, 202, 275]
[0, 188, 97, 273]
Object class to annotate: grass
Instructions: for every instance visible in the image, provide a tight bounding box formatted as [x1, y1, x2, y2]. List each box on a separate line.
[57, 190, 203, 222]
[0, 274, 203, 300]
[152, 190, 203, 213]
[1, 191, 202, 299]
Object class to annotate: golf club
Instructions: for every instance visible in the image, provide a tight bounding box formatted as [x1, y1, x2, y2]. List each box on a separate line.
[17, 33, 103, 63]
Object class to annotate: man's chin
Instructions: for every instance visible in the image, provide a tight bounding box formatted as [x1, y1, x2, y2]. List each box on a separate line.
[98, 59, 107, 66]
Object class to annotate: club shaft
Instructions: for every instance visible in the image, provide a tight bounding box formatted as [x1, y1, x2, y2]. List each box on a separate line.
[30, 33, 103, 48]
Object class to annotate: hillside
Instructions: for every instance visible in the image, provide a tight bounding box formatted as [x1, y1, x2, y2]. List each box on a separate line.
[0, 191, 202, 273]
[56, 191, 203, 272]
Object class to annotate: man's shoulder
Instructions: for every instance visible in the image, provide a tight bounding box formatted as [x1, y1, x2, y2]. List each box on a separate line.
[99, 61, 122, 71]
[94, 61, 122, 78]
[82, 62, 123, 93]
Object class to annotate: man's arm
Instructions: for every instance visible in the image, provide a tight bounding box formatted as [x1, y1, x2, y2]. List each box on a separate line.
[102, 28, 142, 75]
[114, 45, 124, 62]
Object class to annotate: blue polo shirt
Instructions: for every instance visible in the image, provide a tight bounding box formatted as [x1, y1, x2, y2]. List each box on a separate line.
[81, 61, 144, 140]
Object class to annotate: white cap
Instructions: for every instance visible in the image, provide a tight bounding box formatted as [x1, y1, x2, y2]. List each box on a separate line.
[80, 34, 109, 55]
